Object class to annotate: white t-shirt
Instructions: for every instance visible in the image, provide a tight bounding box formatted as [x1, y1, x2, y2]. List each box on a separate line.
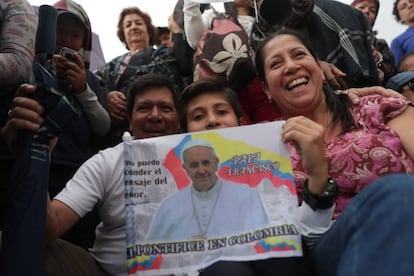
[55, 143, 128, 276]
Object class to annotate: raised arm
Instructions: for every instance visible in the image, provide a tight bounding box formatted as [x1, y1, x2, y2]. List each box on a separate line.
[336, 86, 403, 105]
[1, 84, 82, 240]
[183, 0, 209, 49]
[0, 0, 37, 89]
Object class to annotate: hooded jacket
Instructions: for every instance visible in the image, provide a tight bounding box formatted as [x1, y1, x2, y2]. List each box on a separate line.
[48, 0, 109, 175]
[53, 0, 92, 70]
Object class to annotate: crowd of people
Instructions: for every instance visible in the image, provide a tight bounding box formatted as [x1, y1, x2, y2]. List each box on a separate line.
[1, 0, 414, 275]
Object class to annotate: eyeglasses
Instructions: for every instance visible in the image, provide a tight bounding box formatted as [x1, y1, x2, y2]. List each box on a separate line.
[401, 79, 414, 92]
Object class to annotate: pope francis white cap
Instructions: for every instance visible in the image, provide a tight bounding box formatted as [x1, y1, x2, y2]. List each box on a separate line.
[182, 139, 215, 154]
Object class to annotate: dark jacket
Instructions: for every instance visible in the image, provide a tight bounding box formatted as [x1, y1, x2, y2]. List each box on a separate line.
[95, 46, 184, 148]
[252, 0, 379, 88]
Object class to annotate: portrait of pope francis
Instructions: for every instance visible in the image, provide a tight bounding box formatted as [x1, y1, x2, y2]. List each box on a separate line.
[147, 139, 269, 242]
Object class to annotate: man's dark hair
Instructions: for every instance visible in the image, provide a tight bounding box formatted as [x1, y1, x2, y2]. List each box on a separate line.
[126, 73, 178, 118]
[179, 78, 243, 132]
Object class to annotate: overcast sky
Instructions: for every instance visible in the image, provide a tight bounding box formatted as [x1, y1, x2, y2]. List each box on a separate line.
[29, 0, 405, 66]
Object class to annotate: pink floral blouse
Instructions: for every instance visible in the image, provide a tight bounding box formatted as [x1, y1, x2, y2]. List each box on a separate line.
[292, 95, 414, 219]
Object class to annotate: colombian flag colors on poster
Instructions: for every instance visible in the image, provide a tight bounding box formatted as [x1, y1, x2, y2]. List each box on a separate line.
[163, 132, 295, 193]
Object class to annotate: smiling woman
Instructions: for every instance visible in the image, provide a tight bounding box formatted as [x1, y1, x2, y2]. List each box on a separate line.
[255, 26, 414, 276]
[255, 27, 414, 218]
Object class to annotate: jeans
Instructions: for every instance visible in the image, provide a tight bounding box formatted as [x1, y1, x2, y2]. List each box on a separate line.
[312, 173, 414, 276]
[46, 239, 111, 276]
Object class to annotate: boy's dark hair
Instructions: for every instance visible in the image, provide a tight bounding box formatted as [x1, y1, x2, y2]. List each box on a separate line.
[179, 78, 243, 132]
[126, 73, 178, 118]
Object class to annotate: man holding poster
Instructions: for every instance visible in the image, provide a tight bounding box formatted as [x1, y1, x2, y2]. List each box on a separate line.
[147, 139, 269, 242]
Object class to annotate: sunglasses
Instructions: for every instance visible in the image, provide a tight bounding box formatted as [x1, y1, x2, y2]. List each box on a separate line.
[401, 79, 414, 92]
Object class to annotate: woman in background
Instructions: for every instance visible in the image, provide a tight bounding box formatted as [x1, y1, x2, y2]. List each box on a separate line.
[95, 7, 183, 148]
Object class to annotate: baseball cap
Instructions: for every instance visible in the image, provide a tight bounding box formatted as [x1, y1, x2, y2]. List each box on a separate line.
[386, 71, 414, 92]
[157, 26, 170, 35]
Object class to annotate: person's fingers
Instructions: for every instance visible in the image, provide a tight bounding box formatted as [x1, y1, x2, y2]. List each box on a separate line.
[107, 91, 126, 105]
[322, 65, 341, 89]
[107, 100, 127, 121]
[111, 106, 127, 119]
[326, 77, 341, 89]
[330, 65, 347, 77]
[336, 88, 361, 105]
[15, 83, 37, 97]
[111, 112, 125, 122]
[323, 68, 335, 81]
[11, 105, 44, 125]
[8, 117, 40, 132]
[11, 96, 45, 117]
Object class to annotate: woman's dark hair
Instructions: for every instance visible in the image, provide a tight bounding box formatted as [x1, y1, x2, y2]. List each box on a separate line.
[393, 0, 402, 22]
[179, 78, 243, 132]
[117, 7, 158, 49]
[254, 28, 355, 133]
[323, 86, 355, 134]
[126, 73, 178, 119]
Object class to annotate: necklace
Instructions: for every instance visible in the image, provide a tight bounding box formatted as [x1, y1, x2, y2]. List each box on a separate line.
[189, 181, 222, 240]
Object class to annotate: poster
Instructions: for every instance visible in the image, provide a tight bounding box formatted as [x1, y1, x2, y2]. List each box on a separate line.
[124, 121, 301, 275]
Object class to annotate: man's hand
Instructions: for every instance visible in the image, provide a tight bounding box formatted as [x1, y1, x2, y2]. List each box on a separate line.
[319, 61, 347, 89]
[168, 14, 182, 34]
[1, 84, 44, 147]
